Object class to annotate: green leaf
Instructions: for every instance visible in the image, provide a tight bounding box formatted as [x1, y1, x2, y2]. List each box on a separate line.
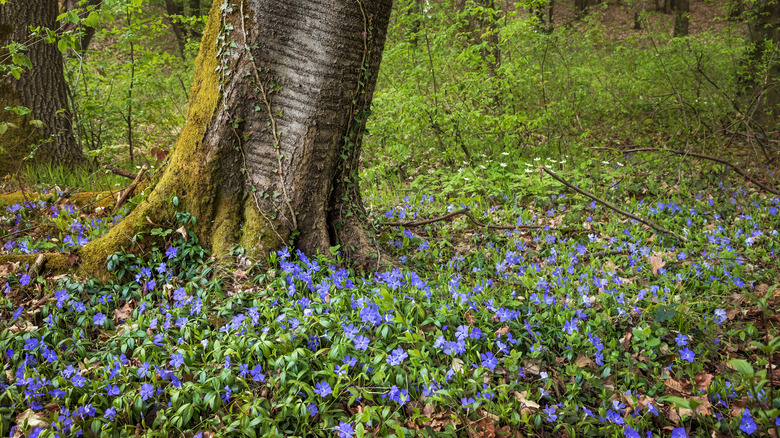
[0, 123, 8, 135]
[82, 11, 100, 28]
[728, 359, 754, 377]
[57, 38, 69, 53]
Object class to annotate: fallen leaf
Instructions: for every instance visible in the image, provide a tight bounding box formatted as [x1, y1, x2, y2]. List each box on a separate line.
[574, 353, 595, 369]
[465, 311, 476, 325]
[176, 226, 188, 241]
[664, 377, 691, 395]
[495, 326, 510, 336]
[512, 391, 539, 409]
[649, 254, 665, 277]
[16, 409, 49, 429]
[694, 372, 713, 392]
[452, 358, 465, 373]
[114, 301, 134, 321]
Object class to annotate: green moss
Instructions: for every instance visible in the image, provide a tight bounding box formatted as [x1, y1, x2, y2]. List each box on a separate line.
[238, 196, 287, 262]
[0, 253, 71, 276]
[0, 190, 116, 208]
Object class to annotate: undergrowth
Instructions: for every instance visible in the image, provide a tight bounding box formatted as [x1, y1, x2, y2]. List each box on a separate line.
[1, 158, 779, 437]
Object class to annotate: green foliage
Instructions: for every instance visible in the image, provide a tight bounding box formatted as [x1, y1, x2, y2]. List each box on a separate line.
[364, 0, 754, 195]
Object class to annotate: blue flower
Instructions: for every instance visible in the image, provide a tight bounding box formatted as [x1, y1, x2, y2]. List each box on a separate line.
[480, 352, 497, 371]
[315, 381, 332, 397]
[335, 421, 354, 438]
[354, 335, 369, 351]
[170, 353, 184, 369]
[543, 404, 557, 422]
[12, 306, 23, 319]
[107, 385, 120, 396]
[19, 274, 31, 286]
[671, 427, 688, 438]
[166, 246, 178, 259]
[387, 348, 408, 366]
[104, 407, 117, 420]
[139, 384, 154, 401]
[250, 365, 266, 382]
[740, 409, 757, 435]
[307, 402, 318, 417]
[93, 313, 107, 326]
[624, 425, 641, 438]
[675, 334, 688, 347]
[679, 348, 695, 363]
[714, 309, 727, 324]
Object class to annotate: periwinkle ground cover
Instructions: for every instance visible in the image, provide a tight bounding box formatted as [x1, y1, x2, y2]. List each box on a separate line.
[1, 171, 779, 437]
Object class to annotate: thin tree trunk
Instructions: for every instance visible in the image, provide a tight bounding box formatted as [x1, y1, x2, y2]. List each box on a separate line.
[79, 0, 394, 276]
[164, 0, 187, 58]
[0, 0, 85, 176]
[674, 0, 689, 36]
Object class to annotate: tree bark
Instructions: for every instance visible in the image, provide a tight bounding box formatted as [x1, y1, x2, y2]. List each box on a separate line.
[164, 0, 187, 58]
[61, 0, 101, 52]
[78, 0, 394, 276]
[0, 0, 85, 176]
[743, 0, 780, 129]
[673, 0, 689, 36]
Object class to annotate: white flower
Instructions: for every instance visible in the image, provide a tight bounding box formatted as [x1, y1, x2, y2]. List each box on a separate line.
[501, 152, 510, 156]
[534, 157, 541, 161]
[500, 163, 507, 167]
[525, 169, 533, 173]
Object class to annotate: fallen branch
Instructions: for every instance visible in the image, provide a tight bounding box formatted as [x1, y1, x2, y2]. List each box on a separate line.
[105, 165, 145, 181]
[115, 165, 148, 211]
[380, 208, 547, 230]
[593, 147, 779, 195]
[539, 166, 688, 242]
[588, 249, 630, 258]
[27, 254, 46, 277]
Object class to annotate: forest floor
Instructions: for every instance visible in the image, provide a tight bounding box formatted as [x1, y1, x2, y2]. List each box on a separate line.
[1, 147, 779, 437]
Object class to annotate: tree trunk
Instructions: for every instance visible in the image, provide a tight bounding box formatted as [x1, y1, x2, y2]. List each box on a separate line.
[743, 0, 780, 129]
[673, 0, 689, 36]
[0, 0, 85, 176]
[79, 0, 394, 276]
[61, 0, 101, 52]
[163, 0, 187, 58]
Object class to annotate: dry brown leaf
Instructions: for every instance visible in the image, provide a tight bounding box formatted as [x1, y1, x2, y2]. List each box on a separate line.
[512, 391, 539, 409]
[677, 396, 712, 417]
[694, 372, 713, 392]
[574, 353, 595, 369]
[176, 226, 188, 241]
[452, 358, 465, 374]
[465, 311, 476, 325]
[649, 254, 665, 277]
[664, 377, 691, 395]
[114, 301, 134, 321]
[0, 262, 20, 276]
[495, 326, 510, 336]
[16, 409, 49, 429]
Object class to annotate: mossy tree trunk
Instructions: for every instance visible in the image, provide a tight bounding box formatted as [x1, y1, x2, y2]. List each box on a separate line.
[0, 0, 85, 176]
[79, 0, 394, 276]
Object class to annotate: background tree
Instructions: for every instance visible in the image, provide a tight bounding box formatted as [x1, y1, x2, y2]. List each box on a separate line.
[0, 0, 85, 176]
[79, 0, 394, 274]
[0, 0, 85, 173]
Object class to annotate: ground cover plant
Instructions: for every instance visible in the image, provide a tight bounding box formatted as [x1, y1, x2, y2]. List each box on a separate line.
[1, 154, 779, 437]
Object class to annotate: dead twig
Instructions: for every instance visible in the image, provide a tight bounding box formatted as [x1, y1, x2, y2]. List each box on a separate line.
[380, 208, 547, 230]
[115, 165, 148, 211]
[105, 164, 145, 181]
[593, 147, 779, 195]
[26, 254, 45, 277]
[539, 166, 688, 242]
